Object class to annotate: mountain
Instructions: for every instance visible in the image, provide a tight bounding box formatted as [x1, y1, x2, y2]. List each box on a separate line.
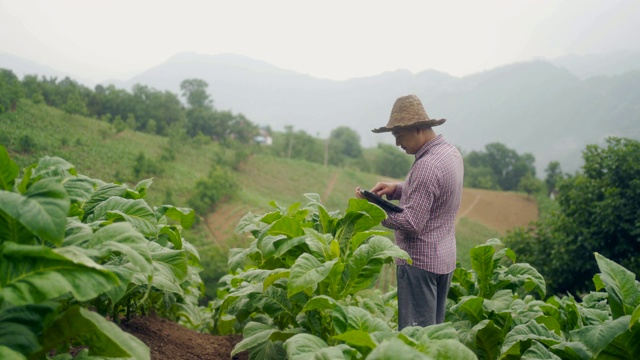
[550, 51, 640, 79]
[3, 51, 639, 175]
[0, 53, 95, 85]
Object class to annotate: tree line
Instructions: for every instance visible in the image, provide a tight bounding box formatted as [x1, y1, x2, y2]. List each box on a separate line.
[0, 68, 259, 143]
[2, 67, 559, 193]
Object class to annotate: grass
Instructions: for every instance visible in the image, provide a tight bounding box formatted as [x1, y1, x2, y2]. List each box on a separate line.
[1, 99, 527, 298]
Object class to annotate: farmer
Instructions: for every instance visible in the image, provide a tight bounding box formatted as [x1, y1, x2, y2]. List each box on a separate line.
[355, 94, 464, 329]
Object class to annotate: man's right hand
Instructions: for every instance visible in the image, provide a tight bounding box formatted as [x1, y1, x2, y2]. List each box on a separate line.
[370, 182, 397, 198]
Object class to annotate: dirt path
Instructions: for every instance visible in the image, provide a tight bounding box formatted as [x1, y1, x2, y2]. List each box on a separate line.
[322, 172, 339, 202]
[456, 188, 538, 235]
[455, 191, 481, 226]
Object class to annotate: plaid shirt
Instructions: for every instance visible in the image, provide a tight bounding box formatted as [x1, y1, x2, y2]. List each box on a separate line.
[383, 135, 464, 274]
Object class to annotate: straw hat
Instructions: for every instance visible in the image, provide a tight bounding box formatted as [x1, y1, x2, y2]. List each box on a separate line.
[372, 94, 446, 133]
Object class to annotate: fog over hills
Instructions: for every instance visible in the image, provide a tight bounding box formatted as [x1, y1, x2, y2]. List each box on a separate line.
[2, 51, 639, 175]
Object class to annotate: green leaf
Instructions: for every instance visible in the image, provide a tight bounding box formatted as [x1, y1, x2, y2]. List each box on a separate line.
[288, 253, 337, 297]
[522, 340, 562, 360]
[37, 306, 149, 359]
[91, 197, 158, 237]
[570, 315, 631, 358]
[0, 302, 58, 356]
[0, 179, 70, 245]
[595, 252, 639, 318]
[0, 243, 119, 306]
[332, 330, 376, 349]
[62, 176, 96, 205]
[366, 338, 432, 360]
[155, 204, 195, 230]
[501, 320, 563, 357]
[284, 333, 353, 360]
[470, 244, 495, 298]
[82, 183, 128, 219]
[420, 339, 477, 360]
[342, 235, 410, 295]
[133, 241, 187, 294]
[231, 321, 289, 357]
[450, 296, 485, 323]
[0, 145, 19, 191]
[631, 304, 640, 329]
[32, 156, 76, 180]
[301, 295, 340, 313]
[501, 263, 546, 298]
[85, 222, 153, 275]
[475, 320, 503, 360]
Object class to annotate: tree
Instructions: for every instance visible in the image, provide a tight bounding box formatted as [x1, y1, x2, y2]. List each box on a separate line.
[544, 161, 563, 197]
[505, 137, 640, 295]
[372, 143, 412, 178]
[464, 142, 536, 191]
[180, 79, 212, 109]
[0, 68, 24, 113]
[517, 173, 544, 198]
[327, 126, 362, 166]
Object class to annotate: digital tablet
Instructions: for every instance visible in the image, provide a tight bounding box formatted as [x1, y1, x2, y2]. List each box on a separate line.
[360, 189, 404, 213]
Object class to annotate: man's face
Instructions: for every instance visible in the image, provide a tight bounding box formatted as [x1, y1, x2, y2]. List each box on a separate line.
[392, 128, 421, 155]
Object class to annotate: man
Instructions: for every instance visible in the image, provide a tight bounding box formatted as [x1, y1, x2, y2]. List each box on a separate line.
[355, 94, 464, 329]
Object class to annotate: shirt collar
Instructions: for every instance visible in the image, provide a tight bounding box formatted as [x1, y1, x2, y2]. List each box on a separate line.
[415, 134, 444, 160]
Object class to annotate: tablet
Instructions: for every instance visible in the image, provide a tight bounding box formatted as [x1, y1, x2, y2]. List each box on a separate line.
[360, 189, 404, 213]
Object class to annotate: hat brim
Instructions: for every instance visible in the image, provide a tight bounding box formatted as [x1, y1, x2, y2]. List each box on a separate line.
[371, 118, 446, 133]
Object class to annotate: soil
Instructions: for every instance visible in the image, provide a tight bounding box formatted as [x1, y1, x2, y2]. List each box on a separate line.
[119, 314, 247, 360]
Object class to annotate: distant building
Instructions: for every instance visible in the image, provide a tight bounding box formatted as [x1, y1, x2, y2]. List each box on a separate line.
[254, 128, 273, 145]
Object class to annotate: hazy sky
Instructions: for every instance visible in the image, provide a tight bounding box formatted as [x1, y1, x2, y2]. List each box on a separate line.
[1, 0, 639, 82]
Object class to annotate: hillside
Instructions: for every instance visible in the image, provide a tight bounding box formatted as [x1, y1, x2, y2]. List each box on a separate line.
[104, 52, 640, 175]
[3, 51, 640, 176]
[0, 100, 538, 284]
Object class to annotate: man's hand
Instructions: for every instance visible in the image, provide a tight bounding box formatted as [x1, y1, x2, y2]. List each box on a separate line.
[370, 182, 397, 197]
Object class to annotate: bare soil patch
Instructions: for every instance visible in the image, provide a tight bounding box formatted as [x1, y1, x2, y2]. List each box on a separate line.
[119, 314, 247, 360]
[457, 188, 538, 234]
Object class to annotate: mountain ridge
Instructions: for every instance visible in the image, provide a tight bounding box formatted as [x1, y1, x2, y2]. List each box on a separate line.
[2, 51, 639, 174]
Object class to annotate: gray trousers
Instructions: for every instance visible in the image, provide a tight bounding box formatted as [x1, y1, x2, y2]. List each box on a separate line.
[396, 265, 453, 330]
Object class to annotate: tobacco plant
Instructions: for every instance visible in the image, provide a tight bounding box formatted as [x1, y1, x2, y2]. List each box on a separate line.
[0, 145, 202, 359]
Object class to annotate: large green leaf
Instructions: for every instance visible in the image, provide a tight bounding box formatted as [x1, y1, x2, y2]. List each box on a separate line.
[522, 340, 562, 360]
[0, 145, 18, 191]
[474, 320, 503, 360]
[501, 320, 563, 357]
[132, 241, 187, 294]
[0, 243, 119, 306]
[332, 330, 376, 349]
[470, 244, 496, 299]
[284, 333, 353, 360]
[154, 204, 195, 230]
[288, 253, 337, 297]
[84, 222, 153, 275]
[0, 346, 26, 360]
[82, 183, 128, 219]
[0, 302, 58, 356]
[595, 252, 640, 318]
[366, 338, 432, 360]
[501, 263, 546, 298]
[0, 179, 69, 245]
[342, 235, 410, 295]
[31, 156, 76, 180]
[570, 315, 631, 358]
[91, 197, 158, 237]
[36, 305, 149, 359]
[231, 321, 295, 358]
[419, 339, 477, 360]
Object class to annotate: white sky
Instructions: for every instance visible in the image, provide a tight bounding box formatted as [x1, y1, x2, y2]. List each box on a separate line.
[1, 0, 639, 82]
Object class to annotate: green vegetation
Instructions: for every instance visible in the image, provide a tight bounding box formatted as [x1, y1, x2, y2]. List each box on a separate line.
[209, 194, 640, 359]
[0, 146, 201, 359]
[465, 142, 545, 194]
[505, 137, 640, 295]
